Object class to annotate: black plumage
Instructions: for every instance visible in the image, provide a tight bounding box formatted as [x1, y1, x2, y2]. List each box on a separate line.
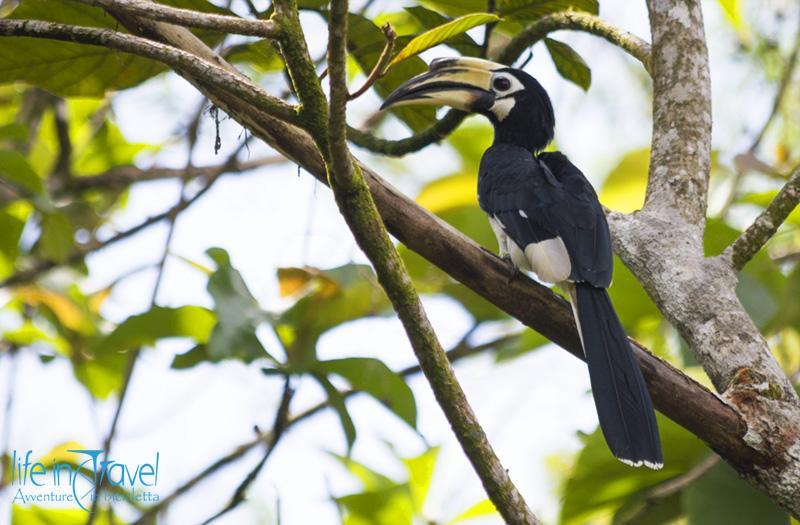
[381, 57, 663, 469]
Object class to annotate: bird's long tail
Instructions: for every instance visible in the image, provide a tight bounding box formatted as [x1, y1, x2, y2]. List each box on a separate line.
[571, 282, 663, 469]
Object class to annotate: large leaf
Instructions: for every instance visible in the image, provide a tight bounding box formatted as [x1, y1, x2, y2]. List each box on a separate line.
[336, 485, 415, 525]
[203, 247, 272, 363]
[274, 264, 390, 363]
[545, 37, 591, 91]
[683, 462, 788, 525]
[389, 13, 501, 66]
[404, 7, 483, 57]
[403, 447, 439, 512]
[315, 357, 417, 428]
[92, 305, 215, 356]
[0, 0, 229, 97]
[342, 13, 436, 131]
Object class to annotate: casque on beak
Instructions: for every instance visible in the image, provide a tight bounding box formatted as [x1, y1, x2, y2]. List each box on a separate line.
[381, 57, 505, 112]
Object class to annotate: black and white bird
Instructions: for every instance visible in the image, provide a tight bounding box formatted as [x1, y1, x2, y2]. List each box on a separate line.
[381, 57, 663, 469]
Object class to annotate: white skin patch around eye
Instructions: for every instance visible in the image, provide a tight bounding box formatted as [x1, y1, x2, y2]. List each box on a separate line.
[488, 72, 525, 120]
[490, 97, 516, 121]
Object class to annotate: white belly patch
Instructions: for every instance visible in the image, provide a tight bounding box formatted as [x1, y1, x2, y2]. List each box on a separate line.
[487, 215, 571, 283]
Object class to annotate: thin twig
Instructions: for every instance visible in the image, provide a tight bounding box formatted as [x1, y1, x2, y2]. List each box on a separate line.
[78, 0, 280, 38]
[201, 378, 295, 524]
[647, 454, 719, 499]
[347, 23, 395, 100]
[727, 166, 800, 270]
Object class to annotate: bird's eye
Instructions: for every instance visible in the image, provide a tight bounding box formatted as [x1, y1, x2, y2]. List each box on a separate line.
[492, 76, 512, 92]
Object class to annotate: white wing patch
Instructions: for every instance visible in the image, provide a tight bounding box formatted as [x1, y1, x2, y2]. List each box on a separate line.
[524, 237, 571, 284]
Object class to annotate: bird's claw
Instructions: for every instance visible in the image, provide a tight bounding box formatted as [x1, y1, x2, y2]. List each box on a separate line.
[502, 254, 522, 284]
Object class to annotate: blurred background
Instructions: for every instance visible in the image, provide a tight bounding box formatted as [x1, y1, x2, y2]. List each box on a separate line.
[0, 0, 799, 523]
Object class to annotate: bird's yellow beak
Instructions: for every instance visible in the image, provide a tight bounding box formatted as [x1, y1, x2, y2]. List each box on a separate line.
[381, 57, 505, 112]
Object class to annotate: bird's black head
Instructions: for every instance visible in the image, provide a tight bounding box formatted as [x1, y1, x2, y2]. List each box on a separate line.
[381, 57, 555, 152]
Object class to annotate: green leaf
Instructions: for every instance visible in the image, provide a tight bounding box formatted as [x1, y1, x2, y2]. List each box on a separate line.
[316, 373, 356, 451]
[560, 415, 710, 525]
[403, 447, 439, 511]
[329, 452, 397, 491]
[314, 357, 417, 428]
[600, 149, 649, 213]
[39, 210, 75, 263]
[0, 201, 31, 279]
[683, 462, 788, 525]
[92, 305, 215, 356]
[340, 12, 436, 131]
[404, 7, 483, 57]
[12, 505, 122, 525]
[275, 264, 390, 363]
[0, 150, 43, 194]
[390, 13, 501, 66]
[545, 37, 591, 91]
[449, 499, 498, 524]
[716, 0, 745, 32]
[336, 485, 414, 525]
[204, 247, 272, 363]
[0, 123, 28, 143]
[227, 40, 284, 74]
[0, 0, 230, 97]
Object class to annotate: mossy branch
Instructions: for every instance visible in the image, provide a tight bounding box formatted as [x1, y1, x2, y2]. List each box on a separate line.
[276, 0, 539, 522]
[78, 0, 280, 38]
[497, 11, 652, 72]
[727, 166, 800, 270]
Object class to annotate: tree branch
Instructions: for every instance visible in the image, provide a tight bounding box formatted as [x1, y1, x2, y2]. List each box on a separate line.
[348, 23, 395, 100]
[0, 18, 298, 124]
[346, 110, 467, 156]
[727, 166, 800, 270]
[78, 0, 280, 38]
[642, 0, 711, 225]
[497, 11, 652, 72]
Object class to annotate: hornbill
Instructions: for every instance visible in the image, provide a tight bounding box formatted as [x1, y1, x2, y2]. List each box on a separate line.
[381, 57, 663, 469]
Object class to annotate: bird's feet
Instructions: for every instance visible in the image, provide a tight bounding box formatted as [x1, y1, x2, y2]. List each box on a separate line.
[501, 254, 522, 284]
